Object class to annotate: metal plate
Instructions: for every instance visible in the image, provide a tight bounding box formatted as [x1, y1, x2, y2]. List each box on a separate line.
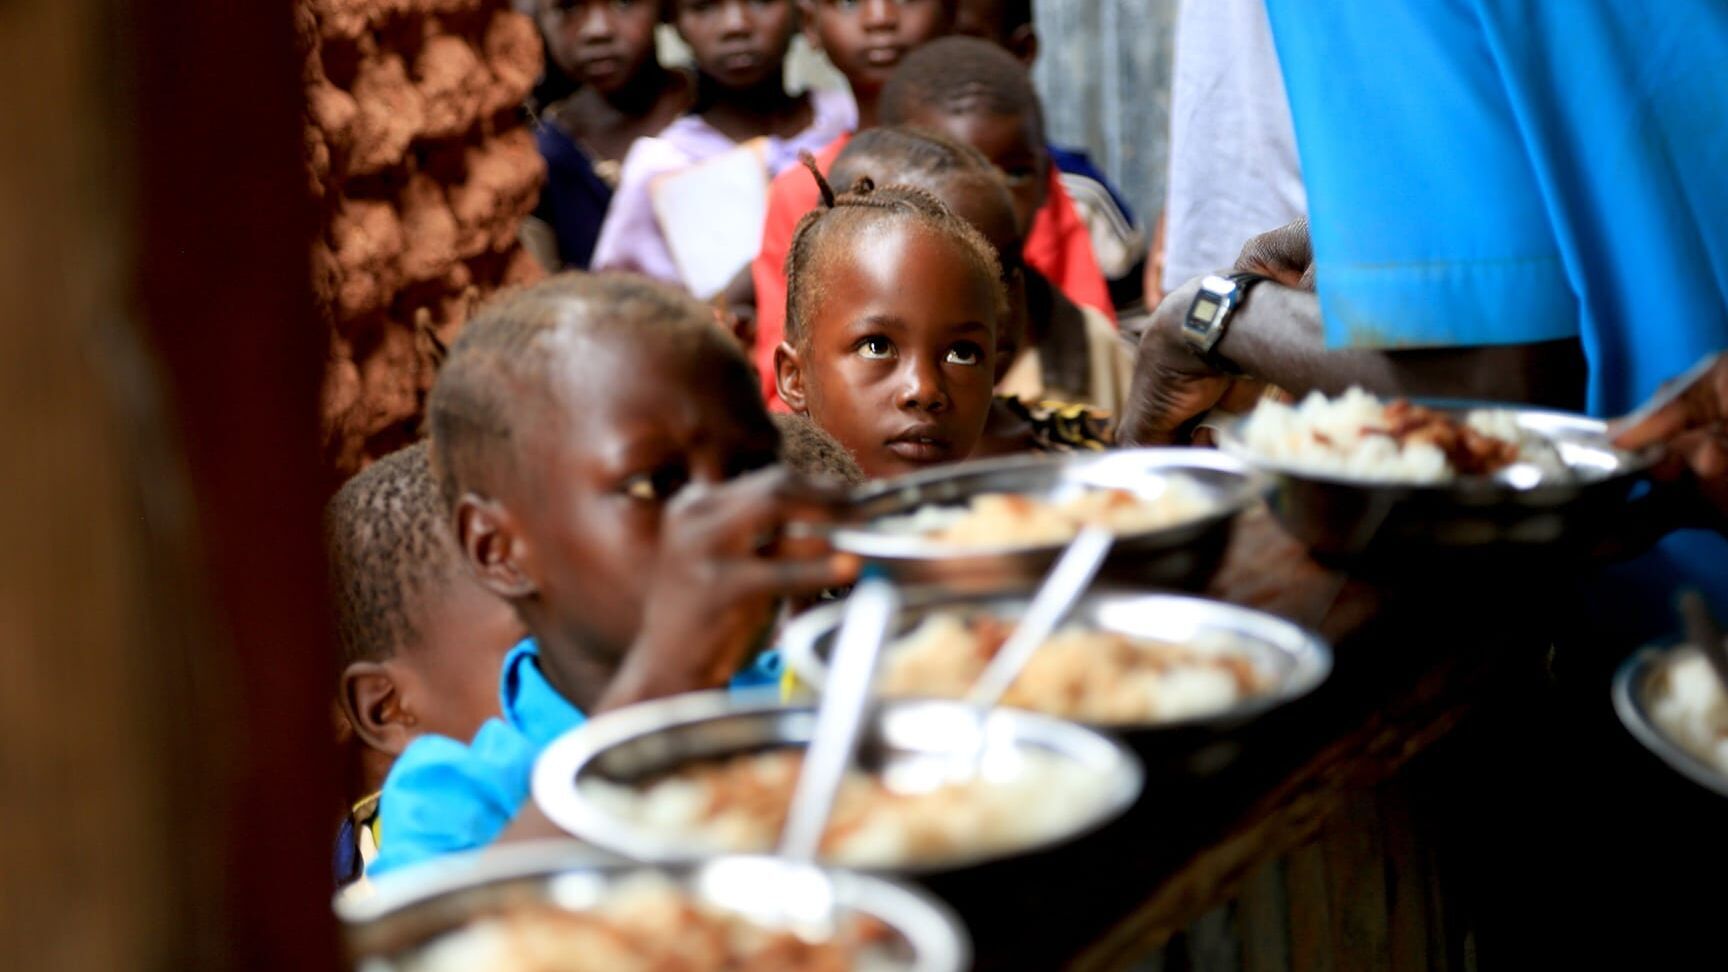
[1612, 646, 1728, 800]
[1213, 402, 1660, 561]
[828, 449, 1262, 591]
[782, 589, 1331, 734]
[531, 692, 1144, 875]
[340, 843, 969, 972]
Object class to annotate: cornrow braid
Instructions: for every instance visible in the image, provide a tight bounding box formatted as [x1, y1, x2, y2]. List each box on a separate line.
[782, 152, 1008, 348]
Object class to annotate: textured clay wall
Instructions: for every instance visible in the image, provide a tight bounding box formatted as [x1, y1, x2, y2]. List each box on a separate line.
[300, 0, 545, 474]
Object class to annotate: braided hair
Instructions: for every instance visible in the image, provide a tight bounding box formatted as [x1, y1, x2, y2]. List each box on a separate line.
[782, 153, 1008, 348]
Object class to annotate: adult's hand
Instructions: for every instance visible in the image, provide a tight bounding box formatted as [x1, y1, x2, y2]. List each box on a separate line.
[1235, 217, 1315, 290]
[1120, 276, 1235, 445]
[1612, 352, 1728, 526]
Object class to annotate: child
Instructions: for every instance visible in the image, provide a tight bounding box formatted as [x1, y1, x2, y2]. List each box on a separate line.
[773, 159, 1008, 479]
[325, 441, 525, 887]
[752, 25, 1119, 410]
[370, 273, 858, 875]
[826, 128, 1118, 451]
[748, 0, 959, 405]
[951, 0, 1148, 317]
[590, 0, 856, 290]
[879, 37, 1132, 416]
[529, 0, 694, 270]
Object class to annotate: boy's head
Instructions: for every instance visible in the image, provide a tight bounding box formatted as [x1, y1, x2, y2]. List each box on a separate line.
[429, 273, 779, 669]
[953, 0, 1036, 64]
[539, 0, 666, 95]
[674, 0, 799, 93]
[881, 35, 1049, 236]
[776, 161, 1006, 479]
[328, 441, 523, 765]
[797, 0, 957, 105]
[829, 126, 1028, 379]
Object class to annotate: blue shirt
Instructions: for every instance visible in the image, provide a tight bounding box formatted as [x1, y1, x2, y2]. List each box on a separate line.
[1264, 0, 1728, 619]
[1264, 0, 1728, 416]
[371, 638, 784, 876]
[534, 121, 613, 270]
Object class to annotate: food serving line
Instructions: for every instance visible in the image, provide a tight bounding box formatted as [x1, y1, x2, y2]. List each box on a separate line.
[344, 394, 1715, 971]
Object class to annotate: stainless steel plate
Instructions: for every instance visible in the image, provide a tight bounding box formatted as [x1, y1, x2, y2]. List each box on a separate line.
[1214, 401, 1659, 561]
[340, 842, 969, 972]
[782, 589, 1331, 733]
[828, 449, 1262, 591]
[1612, 646, 1728, 800]
[531, 692, 1144, 875]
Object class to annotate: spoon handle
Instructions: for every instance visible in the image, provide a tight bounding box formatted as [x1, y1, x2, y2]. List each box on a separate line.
[966, 526, 1115, 711]
[778, 578, 899, 864]
[1679, 590, 1728, 695]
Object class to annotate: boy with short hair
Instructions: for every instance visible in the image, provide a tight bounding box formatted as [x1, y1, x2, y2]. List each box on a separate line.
[370, 273, 857, 875]
[326, 440, 525, 886]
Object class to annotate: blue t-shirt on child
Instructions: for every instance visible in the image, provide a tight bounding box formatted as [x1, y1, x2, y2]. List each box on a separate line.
[371, 638, 783, 877]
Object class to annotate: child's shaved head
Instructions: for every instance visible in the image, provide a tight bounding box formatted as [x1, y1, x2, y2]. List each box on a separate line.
[879, 35, 1043, 138]
[326, 440, 462, 665]
[427, 272, 757, 508]
[829, 125, 998, 192]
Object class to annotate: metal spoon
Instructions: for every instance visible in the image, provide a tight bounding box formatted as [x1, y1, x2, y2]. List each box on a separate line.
[966, 525, 1116, 712]
[778, 577, 900, 864]
[1679, 590, 1728, 697]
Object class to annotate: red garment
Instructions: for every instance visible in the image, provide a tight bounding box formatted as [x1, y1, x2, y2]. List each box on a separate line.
[751, 135, 1114, 409]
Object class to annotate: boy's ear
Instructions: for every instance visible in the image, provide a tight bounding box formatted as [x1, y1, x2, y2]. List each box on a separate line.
[339, 662, 417, 757]
[454, 493, 537, 600]
[1008, 26, 1038, 67]
[775, 340, 809, 413]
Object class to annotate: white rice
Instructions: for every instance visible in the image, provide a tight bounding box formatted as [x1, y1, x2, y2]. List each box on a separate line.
[872, 480, 1215, 548]
[1237, 387, 1567, 484]
[578, 748, 1114, 871]
[1646, 644, 1728, 777]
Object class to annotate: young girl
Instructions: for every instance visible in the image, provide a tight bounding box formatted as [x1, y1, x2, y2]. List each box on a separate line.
[590, 0, 855, 291]
[773, 158, 1008, 479]
[530, 0, 694, 270]
[370, 273, 858, 874]
[826, 128, 1117, 453]
[749, 0, 959, 404]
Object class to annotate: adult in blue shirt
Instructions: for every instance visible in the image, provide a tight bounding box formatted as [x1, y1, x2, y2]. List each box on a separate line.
[1124, 0, 1728, 616]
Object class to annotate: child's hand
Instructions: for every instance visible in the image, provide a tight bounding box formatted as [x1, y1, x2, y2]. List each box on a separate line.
[597, 467, 860, 712]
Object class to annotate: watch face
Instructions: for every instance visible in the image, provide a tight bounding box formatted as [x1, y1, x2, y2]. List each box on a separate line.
[1192, 296, 1222, 325]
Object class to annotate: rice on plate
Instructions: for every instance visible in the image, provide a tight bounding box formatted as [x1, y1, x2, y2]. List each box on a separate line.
[873, 482, 1215, 549]
[1644, 643, 1728, 777]
[395, 872, 902, 972]
[1237, 388, 1568, 484]
[578, 748, 1115, 871]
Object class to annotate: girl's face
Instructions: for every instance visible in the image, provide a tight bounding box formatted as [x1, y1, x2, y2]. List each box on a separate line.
[676, 0, 798, 91]
[540, 0, 664, 95]
[799, 0, 953, 96]
[784, 220, 998, 478]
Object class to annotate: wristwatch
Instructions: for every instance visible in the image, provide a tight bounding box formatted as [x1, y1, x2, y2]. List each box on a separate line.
[1182, 272, 1268, 374]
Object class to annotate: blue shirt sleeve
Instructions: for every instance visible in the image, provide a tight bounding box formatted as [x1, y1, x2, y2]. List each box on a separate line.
[1263, 0, 1580, 352]
[370, 718, 540, 877]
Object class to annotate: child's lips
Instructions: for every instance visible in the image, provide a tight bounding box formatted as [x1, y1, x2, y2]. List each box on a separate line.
[885, 429, 954, 463]
[718, 50, 762, 73]
[861, 45, 904, 68]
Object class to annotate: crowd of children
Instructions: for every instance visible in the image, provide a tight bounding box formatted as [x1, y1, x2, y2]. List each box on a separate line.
[330, 0, 1147, 888]
[319, 0, 1728, 900]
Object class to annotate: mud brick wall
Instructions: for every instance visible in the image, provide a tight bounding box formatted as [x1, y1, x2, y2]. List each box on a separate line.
[300, 0, 546, 474]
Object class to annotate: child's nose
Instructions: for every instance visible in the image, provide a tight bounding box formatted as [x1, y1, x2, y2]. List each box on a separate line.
[896, 356, 949, 413]
[860, 0, 901, 31]
[578, 6, 615, 41]
[720, 1, 750, 34]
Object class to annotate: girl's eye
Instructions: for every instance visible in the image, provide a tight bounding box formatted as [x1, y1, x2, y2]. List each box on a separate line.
[856, 336, 894, 360]
[620, 466, 688, 503]
[1000, 167, 1037, 188]
[946, 342, 984, 366]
